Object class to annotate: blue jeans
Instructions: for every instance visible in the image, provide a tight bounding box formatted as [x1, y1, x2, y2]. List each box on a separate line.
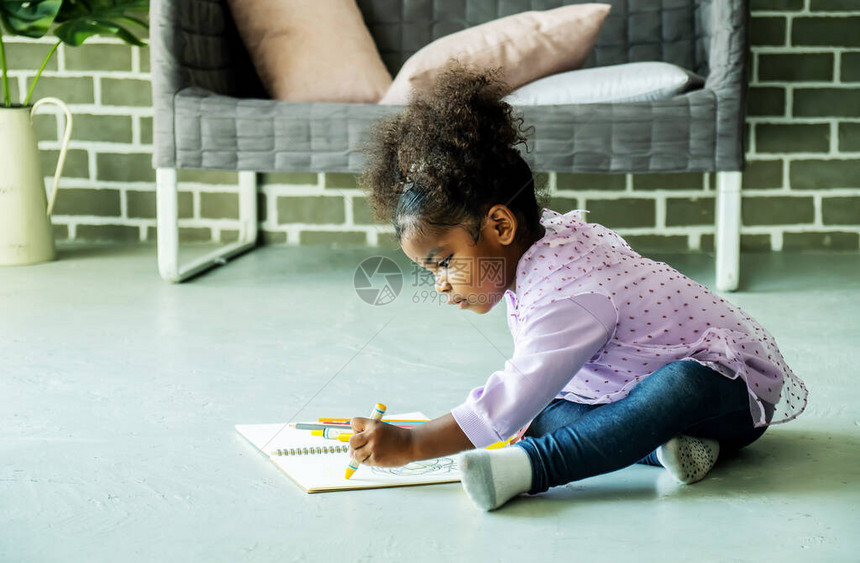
[516, 360, 768, 494]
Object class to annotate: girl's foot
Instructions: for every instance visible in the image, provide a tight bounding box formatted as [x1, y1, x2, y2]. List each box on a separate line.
[656, 435, 720, 484]
[458, 446, 532, 511]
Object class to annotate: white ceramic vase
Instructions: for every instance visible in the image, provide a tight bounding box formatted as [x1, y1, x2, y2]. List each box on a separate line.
[0, 97, 72, 266]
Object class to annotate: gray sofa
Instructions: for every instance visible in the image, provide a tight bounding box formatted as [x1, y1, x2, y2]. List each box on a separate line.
[150, 0, 749, 289]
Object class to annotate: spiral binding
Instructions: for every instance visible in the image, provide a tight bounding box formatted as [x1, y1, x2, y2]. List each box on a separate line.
[271, 445, 349, 456]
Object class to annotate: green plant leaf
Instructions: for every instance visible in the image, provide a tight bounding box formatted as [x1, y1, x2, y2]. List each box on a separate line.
[55, 0, 148, 22]
[0, 0, 63, 38]
[53, 0, 148, 46]
[55, 16, 143, 46]
[114, 14, 147, 29]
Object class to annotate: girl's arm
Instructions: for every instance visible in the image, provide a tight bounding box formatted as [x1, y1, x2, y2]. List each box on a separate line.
[350, 295, 617, 465]
[411, 413, 474, 459]
[451, 294, 616, 447]
[349, 412, 473, 467]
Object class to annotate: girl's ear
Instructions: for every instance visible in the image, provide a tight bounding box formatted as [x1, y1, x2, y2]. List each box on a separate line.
[486, 204, 517, 246]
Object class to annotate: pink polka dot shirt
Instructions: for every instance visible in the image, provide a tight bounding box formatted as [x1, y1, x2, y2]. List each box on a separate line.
[451, 209, 808, 448]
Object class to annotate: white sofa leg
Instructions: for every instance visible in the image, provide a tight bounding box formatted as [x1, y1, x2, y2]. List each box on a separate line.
[715, 171, 742, 292]
[238, 170, 259, 246]
[156, 168, 258, 283]
[156, 168, 181, 282]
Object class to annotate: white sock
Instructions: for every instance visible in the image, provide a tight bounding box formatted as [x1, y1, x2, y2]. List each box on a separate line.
[656, 435, 720, 484]
[458, 446, 532, 511]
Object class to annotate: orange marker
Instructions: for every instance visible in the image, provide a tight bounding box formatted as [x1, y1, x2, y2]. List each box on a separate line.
[344, 402, 387, 479]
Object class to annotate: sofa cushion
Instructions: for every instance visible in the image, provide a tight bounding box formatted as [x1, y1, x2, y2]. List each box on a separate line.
[167, 87, 721, 173]
[227, 0, 392, 103]
[504, 62, 705, 105]
[378, 3, 611, 105]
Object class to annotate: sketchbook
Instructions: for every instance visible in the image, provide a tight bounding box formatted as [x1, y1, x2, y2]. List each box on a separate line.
[235, 412, 461, 493]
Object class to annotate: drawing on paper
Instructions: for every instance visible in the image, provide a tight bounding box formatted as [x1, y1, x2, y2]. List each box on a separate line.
[370, 457, 456, 477]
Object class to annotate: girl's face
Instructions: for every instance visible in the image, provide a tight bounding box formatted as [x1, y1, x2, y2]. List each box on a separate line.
[400, 206, 520, 315]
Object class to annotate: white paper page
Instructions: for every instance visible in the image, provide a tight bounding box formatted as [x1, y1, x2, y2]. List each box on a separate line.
[272, 450, 460, 492]
[235, 413, 461, 492]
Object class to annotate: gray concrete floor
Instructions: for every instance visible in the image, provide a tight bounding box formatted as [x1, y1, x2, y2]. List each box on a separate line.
[1, 243, 858, 562]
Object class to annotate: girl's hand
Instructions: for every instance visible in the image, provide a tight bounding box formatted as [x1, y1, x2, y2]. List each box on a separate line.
[348, 417, 415, 467]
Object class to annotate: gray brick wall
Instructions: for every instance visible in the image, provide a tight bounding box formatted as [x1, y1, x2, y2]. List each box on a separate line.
[743, 0, 860, 251]
[8, 2, 860, 252]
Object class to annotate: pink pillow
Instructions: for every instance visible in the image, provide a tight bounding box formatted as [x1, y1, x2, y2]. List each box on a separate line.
[379, 3, 612, 105]
[227, 0, 392, 103]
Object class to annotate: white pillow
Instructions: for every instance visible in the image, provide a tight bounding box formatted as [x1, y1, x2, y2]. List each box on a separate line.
[503, 62, 705, 105]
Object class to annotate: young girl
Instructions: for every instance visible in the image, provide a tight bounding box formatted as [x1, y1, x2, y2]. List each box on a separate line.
[352, 66, 808, 511]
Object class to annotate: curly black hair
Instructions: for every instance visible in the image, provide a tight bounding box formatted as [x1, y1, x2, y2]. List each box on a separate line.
[359, 64, 546, 246]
